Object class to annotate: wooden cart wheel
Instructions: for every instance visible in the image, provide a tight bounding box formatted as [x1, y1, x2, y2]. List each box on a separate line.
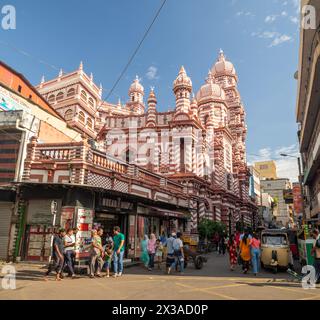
[195, 256, 204, 269]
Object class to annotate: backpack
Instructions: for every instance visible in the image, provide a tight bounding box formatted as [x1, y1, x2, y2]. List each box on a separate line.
[173, 239, 182, 252]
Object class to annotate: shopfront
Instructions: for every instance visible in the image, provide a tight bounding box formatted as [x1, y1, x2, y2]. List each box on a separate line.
[127, 204, 189, 259]
[95, 196, 135, 252]
[23, 199, 61, 261]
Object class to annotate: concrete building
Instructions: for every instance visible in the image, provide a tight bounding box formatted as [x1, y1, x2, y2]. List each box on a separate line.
[296, 0, 320, 222]
[260, 178, 292, 226]
[254, 161, 278, 180]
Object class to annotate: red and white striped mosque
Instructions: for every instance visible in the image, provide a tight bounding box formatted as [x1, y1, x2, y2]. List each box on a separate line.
[36, 50, 258, 233]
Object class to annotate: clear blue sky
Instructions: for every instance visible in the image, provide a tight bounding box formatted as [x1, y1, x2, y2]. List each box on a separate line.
[0, 0, 301, 179]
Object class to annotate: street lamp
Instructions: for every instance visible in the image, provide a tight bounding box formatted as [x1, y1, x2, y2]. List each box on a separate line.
[280, 153, 306, 225]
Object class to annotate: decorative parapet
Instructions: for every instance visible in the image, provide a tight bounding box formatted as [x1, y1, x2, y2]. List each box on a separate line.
[22, 140, 188, 207]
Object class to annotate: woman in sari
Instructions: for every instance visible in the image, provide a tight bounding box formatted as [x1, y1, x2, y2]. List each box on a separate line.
[239, 231, 251, 273]
[227, 234, 237, 271]
[140, 235, 149, 268]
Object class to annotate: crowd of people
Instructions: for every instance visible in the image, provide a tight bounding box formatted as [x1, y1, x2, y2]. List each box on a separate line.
[140, 231, 185, 274]
[219, 228, 262, 276]
[44, 223, 320, 283]
[44, 226, 185, 281]
[45, 226, 125, 281]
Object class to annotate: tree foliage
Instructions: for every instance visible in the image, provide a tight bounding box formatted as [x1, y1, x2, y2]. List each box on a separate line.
[198, 219, 227, 239]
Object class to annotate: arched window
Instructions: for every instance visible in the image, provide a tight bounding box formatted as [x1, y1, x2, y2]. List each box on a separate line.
[64, 109, 73, 121]
[81, 90, 87, 101]
[87, 118, 93, 129]
[88, 97, 95, 108]
[67, 88, 75, 97]
[204, 114, 209, 126]
[78, 111, 85, 123]
[56, 92, 64, 101]
[48, 94, 55, 103]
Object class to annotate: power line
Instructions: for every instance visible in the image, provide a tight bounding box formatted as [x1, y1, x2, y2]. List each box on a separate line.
[97, 0, 167, 112]
[0, 40, 60, 72]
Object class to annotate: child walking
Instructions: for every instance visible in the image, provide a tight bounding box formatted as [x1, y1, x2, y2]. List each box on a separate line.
[155, 239, 164, 269]
[103, 241, 113, 278]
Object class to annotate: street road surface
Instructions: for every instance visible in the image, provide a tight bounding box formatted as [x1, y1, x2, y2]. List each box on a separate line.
[0, 253, 319, 300]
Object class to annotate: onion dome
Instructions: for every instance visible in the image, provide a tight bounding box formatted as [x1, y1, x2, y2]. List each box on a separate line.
[173, 66, 192, 93]
[211, 49, 236, 77]
[196, 70, 225, 103]
[129, 75, 144, 95]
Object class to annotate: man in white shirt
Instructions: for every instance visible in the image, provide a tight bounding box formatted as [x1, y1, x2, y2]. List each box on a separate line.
[64, 228, 76, 278]
[165, 233, 176, 274]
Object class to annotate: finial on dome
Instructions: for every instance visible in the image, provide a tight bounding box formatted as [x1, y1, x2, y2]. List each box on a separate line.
[179, 65, 186, 74]
[59, 69, 63, 77]
[79, 61, 83, 71]
[41, 75, 45, 84]
[117, 98, 121, 108]
[135, 75, 139, 81]
[218, 49, 225, 61]
[206, 69, 214, 83]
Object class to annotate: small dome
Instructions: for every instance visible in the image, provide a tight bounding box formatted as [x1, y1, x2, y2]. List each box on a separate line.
[129, 75, 144, 94]
[147, 87, 157, 104]
[196, 71, 225, 103]
[190, 93, 198, 109]
[173, 66, 192, 91]
[211, 49, 236, 77]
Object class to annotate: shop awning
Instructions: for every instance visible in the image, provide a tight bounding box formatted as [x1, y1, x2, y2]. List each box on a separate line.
[148, 206, 190, 219]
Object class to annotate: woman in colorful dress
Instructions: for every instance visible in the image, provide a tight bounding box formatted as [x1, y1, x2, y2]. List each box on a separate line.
[239, 231, 251, 274]
[140, 235, 149, 269]
[147, 233, 157, 271]
[227, 234, 237, 271]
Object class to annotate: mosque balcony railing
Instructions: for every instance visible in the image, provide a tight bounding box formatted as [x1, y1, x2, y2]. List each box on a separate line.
[22, 138, 186, 201]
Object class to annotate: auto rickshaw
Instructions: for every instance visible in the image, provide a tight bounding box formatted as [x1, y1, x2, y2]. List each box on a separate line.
[260, 229, 293, 273]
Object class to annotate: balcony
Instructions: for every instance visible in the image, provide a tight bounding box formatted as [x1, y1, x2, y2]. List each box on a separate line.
[22, 138, 187, 207]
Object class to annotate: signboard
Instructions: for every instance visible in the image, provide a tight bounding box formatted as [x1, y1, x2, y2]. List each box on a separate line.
[283, 189, 293, 204]
[0, 86, 30, 112]
[100, 198, 133, 211]
[27, 200, 59, 225]
[292, 183, 303, 215]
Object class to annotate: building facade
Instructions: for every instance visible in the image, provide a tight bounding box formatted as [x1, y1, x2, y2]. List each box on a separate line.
[260, 178, 292, 226]
[248, 165, 261, 205]
[254, 161, 278, 180]
[0, 61, 83, 261]
[261, 192, 275, 228]
[296, 0, 320, 223]
[0, 61, 191, 262]
[36, 50, 257, 233]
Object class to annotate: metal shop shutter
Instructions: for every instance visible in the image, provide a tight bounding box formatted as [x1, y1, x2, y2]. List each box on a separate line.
[0, 202, 13, 260]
